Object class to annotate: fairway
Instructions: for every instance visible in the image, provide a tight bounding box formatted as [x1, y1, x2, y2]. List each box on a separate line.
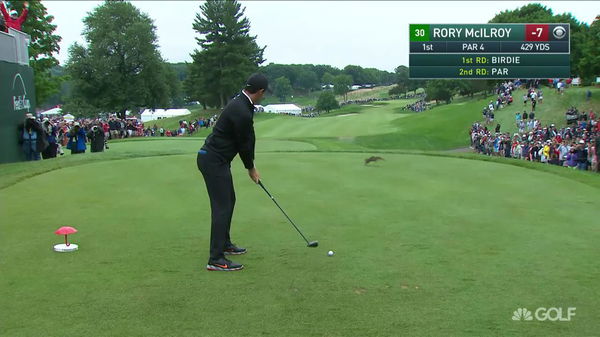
[1, 143, 599, 336]
[255, 100, 414, 139]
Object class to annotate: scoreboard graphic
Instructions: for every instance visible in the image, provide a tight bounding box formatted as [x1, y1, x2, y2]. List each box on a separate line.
[409, 24, 570, 79]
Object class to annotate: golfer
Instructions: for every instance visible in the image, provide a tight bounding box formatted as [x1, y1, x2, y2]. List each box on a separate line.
[197, 73, 268, 271]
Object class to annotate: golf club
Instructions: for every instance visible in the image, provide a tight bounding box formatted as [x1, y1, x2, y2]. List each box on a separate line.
[257, 180, 318, 247]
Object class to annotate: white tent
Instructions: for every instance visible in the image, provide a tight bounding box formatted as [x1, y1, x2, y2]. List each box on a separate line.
[40, 107, 62, 116]
[63, 113, 74, 121]
[263, 104, 301, 115]
[140, 108, 191, 122]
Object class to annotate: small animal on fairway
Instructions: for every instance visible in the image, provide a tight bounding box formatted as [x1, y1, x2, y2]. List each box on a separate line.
[364, 156, 384, 165]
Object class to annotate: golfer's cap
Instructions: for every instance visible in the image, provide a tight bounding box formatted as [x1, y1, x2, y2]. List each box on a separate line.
[245, 73, 270, 93]
[10, 10, 18, 16]
[579, 140, 585, 144]
[25, 113, 35, 119]
[74, 122, 80, 126]
[43, 117, 49, 122]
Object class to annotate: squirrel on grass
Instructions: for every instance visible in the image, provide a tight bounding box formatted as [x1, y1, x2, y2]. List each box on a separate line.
[364, 156, 384, 165]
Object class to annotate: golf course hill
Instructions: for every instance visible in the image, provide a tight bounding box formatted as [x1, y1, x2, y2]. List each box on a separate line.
[1, 84, 599, 336]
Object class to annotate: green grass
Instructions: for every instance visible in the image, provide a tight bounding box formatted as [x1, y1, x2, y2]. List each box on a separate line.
[1, 150, 598, 336]
[480, 86, 600, 134]
[255, 99, 417, 139]
[1, 85, 599, 336]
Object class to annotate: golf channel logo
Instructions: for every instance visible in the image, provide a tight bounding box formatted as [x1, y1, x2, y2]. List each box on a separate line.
[12, 73, 31, 112]
[512, 307, 576, 322]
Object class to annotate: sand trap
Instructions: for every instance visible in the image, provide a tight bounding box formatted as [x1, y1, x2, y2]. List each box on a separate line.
[336, 113, 358, 117]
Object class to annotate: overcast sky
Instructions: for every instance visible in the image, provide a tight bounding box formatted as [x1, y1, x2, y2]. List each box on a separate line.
[41, 1, 597, 72]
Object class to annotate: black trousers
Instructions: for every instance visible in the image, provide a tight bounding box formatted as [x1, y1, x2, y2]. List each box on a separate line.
[41, 143, 58, 159]
[197, 150, 235, 261]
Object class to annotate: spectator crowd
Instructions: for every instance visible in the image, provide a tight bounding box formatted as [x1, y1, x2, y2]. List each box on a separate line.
[402, 99, 428, 112]
[470, 80, 599, 173]
[17, 113, 217, 161]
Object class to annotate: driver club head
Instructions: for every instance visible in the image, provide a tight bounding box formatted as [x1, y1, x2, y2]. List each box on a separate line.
[307, 241, 319, 247]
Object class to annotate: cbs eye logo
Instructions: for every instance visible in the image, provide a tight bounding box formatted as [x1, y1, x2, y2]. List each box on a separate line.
[552, 26, 566, 39]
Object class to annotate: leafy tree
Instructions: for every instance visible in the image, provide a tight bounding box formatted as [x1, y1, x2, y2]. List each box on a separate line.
[388, 85, 403, 96]
[395, 65, 410, 92]
[316, 90, 339, 113]
[364, 68, 383, 85]
[189, 0, 265, 108]
[169, 62, 189, 82]
[321, 72, 334, 86]
[426, 80, 455, 104]
[343, 65, 367, 85]
[294, 69, 319, 93]
[333, 74, 352, 101]
[489, 3, 590, 78]
[260, 63, 393, 91]
[261, 63, 295, 86]
[313, 64, 341, 81]
[273, 76, 293, 102]
[65, 1, 170, 118]
[164, 64, 183, 107]
[579, 18, 600, 82]
[395, 65, 427, 92]
[7, 1, 63, 106]
[455, 81, 476, 97]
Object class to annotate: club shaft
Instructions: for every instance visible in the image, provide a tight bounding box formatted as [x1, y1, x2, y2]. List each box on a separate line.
[258, 181, 311, 244]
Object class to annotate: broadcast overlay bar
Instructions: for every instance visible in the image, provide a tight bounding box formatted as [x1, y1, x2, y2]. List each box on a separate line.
[409, 24, 570, 79]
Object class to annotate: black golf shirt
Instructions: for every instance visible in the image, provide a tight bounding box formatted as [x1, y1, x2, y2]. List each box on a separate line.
[201, 92, 256, 169]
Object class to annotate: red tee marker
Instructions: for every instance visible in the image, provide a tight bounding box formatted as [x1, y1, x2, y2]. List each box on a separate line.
[54, 226, 77, 247]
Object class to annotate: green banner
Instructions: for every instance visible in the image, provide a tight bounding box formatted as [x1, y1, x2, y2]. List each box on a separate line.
[0, 61, 37, 164]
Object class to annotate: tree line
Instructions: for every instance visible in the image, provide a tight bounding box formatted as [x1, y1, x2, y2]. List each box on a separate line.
[24, 0, 599, 116]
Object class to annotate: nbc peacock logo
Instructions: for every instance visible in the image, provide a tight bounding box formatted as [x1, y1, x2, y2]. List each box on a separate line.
[512, 308, 533, 321]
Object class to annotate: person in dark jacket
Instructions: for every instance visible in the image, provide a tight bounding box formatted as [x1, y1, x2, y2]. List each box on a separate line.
[87, 125, 105, 152]
[197, 73, 268, 271]
[17, 113, 47, 161]
[68, 122, 87, 154]
[575, 140, 588, 171]
[41, 118, 58, 159]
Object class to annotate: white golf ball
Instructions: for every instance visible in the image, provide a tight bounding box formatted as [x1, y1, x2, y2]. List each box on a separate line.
[328, 250, 334, 256]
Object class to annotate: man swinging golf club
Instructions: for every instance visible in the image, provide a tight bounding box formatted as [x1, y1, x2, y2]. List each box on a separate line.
[197, 73, 268, 271]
